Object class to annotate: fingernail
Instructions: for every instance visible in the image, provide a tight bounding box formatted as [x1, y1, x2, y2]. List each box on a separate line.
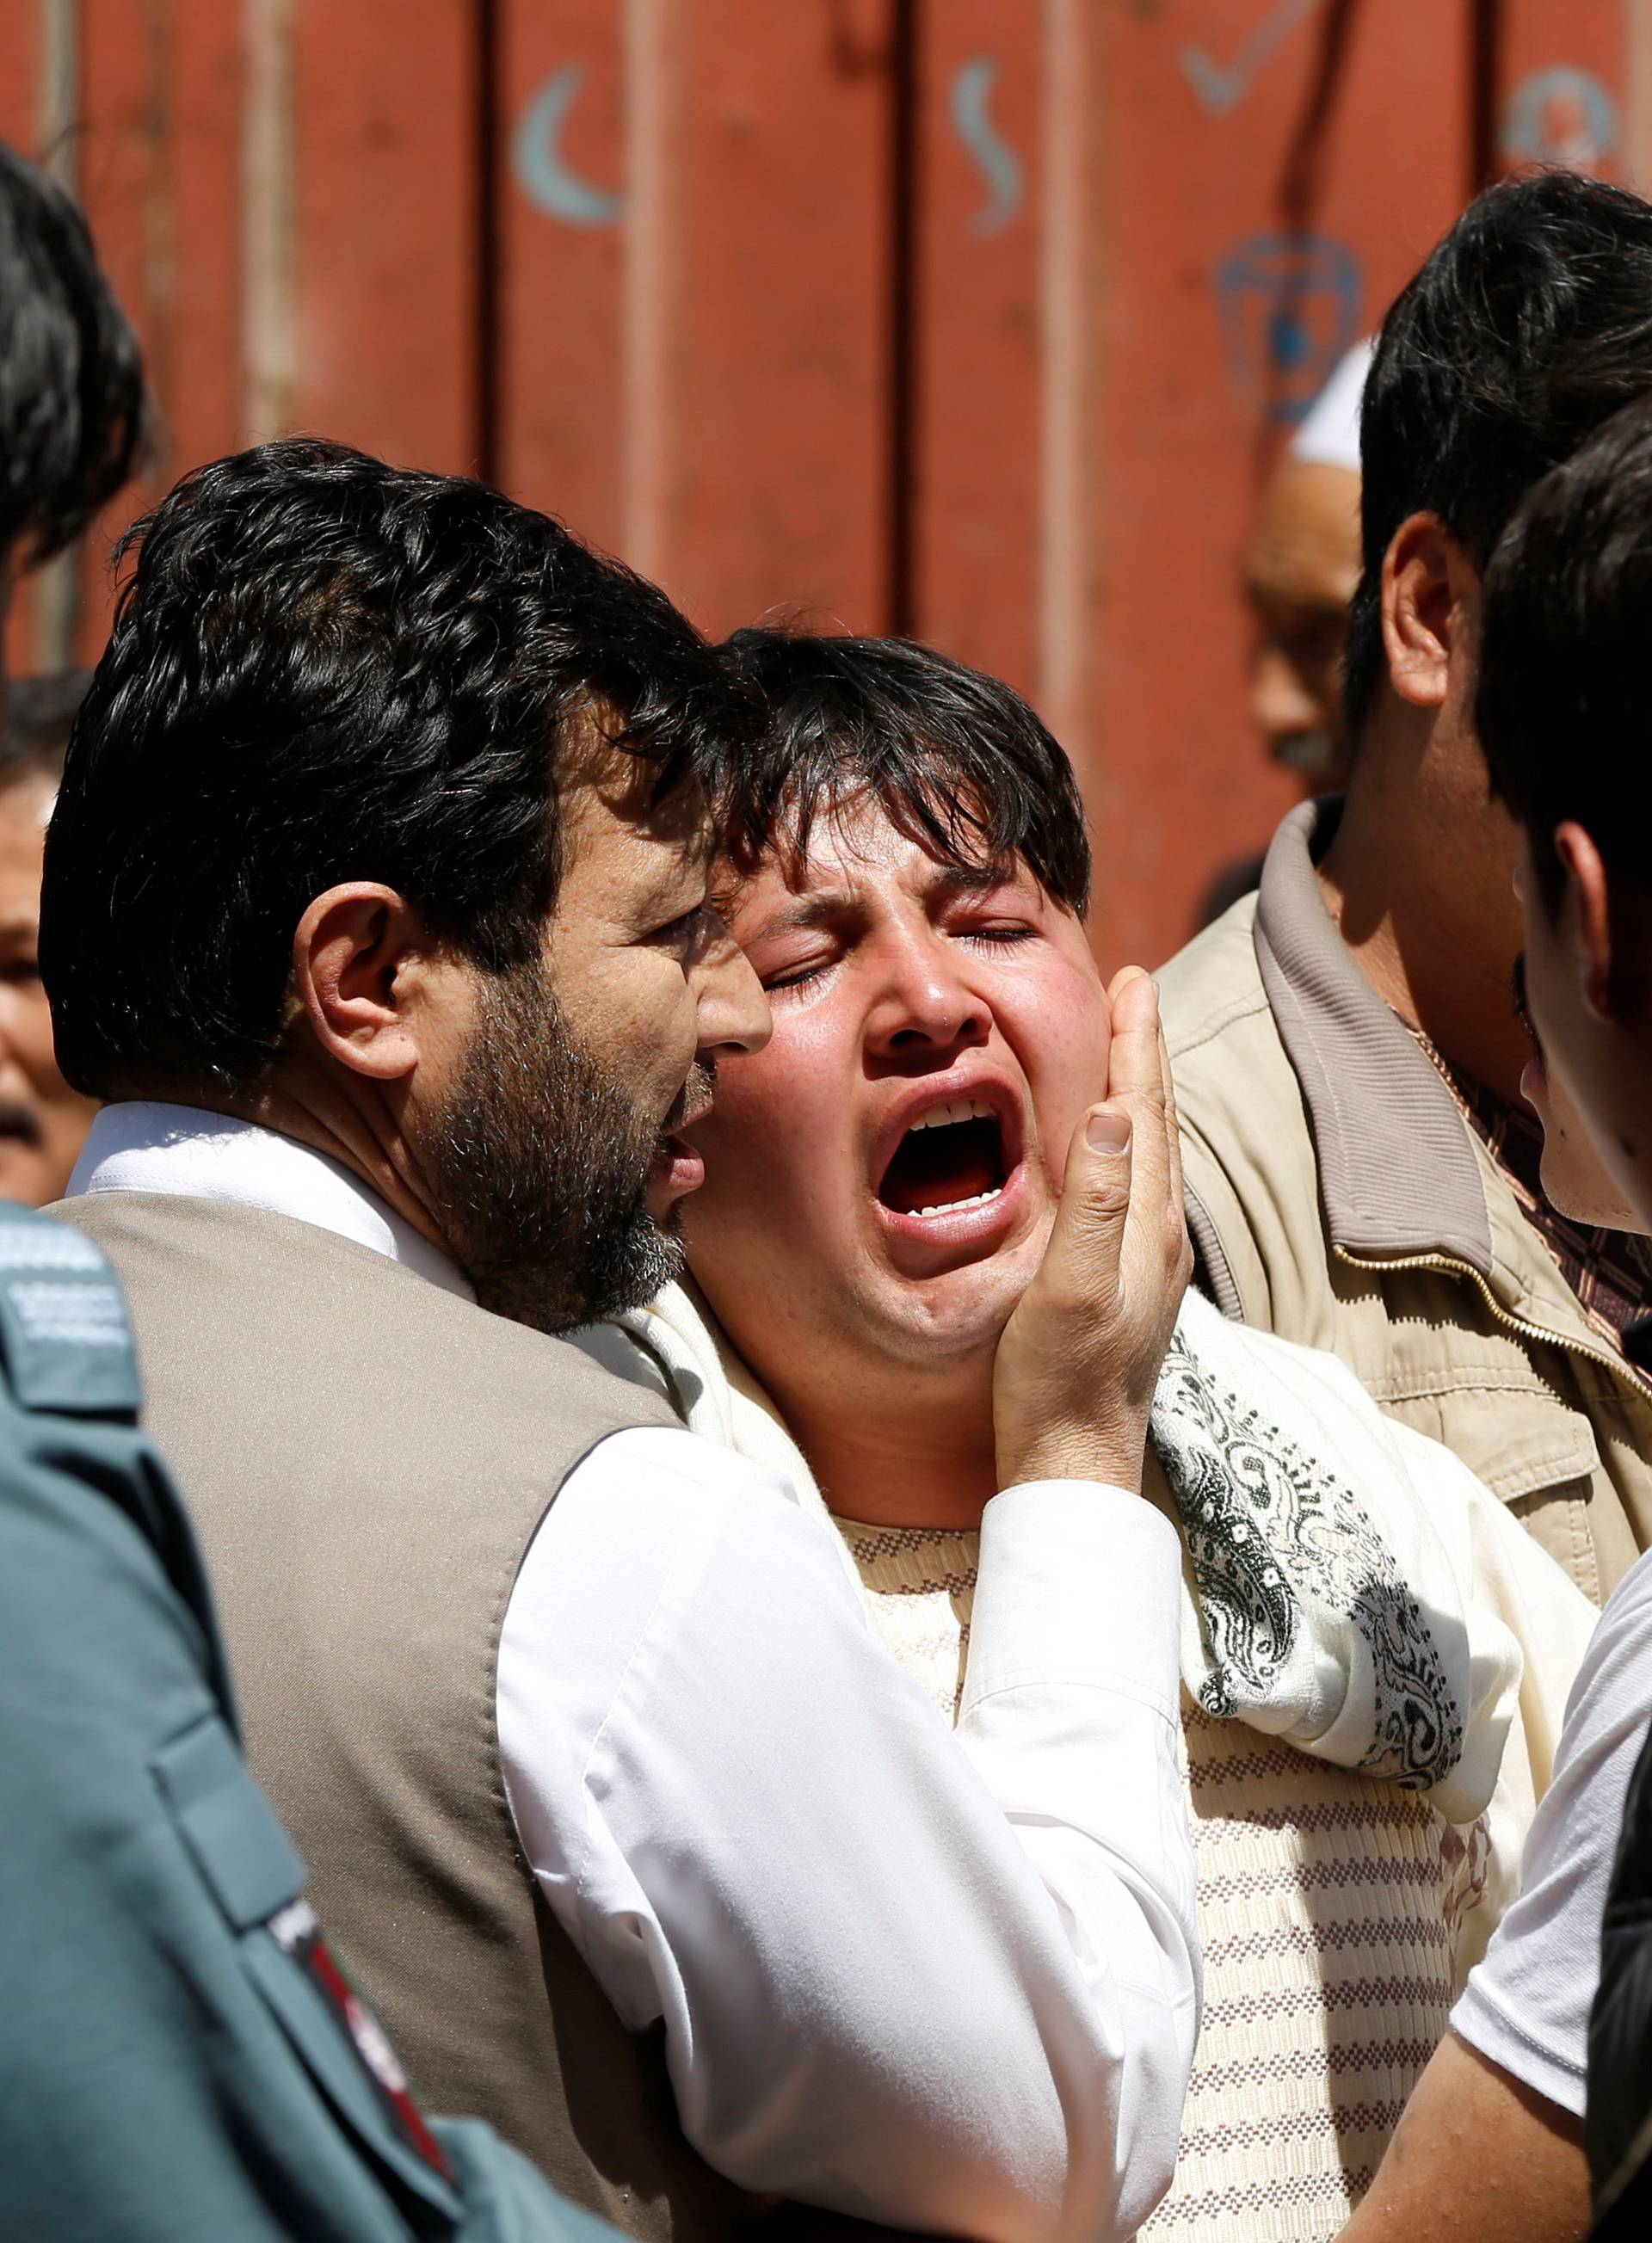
[1087, 1109, 1131, 1153]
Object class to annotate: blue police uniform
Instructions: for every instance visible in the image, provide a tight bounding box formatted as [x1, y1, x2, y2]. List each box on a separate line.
[0, 1201, 619, 2241]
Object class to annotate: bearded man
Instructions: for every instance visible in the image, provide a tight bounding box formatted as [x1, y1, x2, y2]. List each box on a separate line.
[595, 628, 1595, 2243]
[38, 441, 1211, 2243]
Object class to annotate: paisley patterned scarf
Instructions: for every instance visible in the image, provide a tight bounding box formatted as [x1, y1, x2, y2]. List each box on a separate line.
[583, 1281, 1529, 1827]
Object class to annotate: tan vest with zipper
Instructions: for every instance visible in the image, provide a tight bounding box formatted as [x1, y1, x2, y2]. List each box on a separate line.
[1156, 803, 1652, 1608]
[53, 1189, 748, 2241]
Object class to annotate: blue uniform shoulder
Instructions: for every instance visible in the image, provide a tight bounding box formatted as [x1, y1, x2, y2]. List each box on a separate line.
[0, 1202, 141, 1417]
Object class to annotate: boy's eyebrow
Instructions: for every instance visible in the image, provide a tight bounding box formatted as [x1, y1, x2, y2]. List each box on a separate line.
[742, 859, 1030, 945]
[743, 890, 860, 943]
[930, 861, 1014, 896]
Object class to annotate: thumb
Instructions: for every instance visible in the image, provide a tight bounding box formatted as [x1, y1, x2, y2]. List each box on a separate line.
[1042, 1103, 1133, 1305]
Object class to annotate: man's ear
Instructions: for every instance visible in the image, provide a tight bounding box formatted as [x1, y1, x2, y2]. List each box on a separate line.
[291, 884, 428, 1081]
[1380, 512, 1476, 711]
[1552, 822, 1640, 1023]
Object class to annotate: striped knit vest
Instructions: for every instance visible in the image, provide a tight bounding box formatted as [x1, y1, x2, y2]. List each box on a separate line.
[835, 1517, 1491, 2243]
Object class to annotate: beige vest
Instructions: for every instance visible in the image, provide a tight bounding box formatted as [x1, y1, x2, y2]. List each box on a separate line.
[1156, 803, 1652, 1606]
[56, 1191, 745, 2241]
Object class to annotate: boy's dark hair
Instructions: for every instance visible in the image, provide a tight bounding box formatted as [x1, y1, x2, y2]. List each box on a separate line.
[1346, 169, 1652, 736]
[714, 627, 1092, 915]
[40, 438, 755, 1099]
[2, 668, 89, 786]
[1477, 392, 1652, 905]
[0, 144, 145, 568]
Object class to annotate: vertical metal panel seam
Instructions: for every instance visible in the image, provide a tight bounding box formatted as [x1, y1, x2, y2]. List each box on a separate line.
[142, 0, 177, 472]
[242, 0, 294, 445]
[1468, 0, 1502, 196]
[1037, 0, 1088, 754]
[1627, 0, 1652, 192]
[473, 0, 501, 486]
[623, 0, 671, 582]
[36, 0, 77, 181]
[34, 0, 81, 669]
[886, 0, 919, 637]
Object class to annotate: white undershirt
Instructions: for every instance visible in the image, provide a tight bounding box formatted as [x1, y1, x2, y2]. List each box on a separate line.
[70, 1103, 1199, 2241]
[1452, 1547, 1652, 2116]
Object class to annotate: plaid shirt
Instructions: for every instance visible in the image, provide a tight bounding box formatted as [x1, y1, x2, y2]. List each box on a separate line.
[1409, 1025, 1652, 1369]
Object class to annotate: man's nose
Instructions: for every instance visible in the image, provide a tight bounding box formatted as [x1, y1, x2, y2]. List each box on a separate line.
[866, 938, 988, 1057]
[695, 919, 772, 1057]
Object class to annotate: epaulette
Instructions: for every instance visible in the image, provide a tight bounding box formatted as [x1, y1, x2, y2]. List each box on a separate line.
[0, 1205, 142, 1416]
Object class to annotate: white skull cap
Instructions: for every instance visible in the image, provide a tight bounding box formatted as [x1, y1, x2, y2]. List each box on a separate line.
[1286, 338, 1376, 474]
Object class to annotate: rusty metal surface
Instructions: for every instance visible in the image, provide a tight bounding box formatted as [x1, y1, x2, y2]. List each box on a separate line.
[2, 0, 1643, 961]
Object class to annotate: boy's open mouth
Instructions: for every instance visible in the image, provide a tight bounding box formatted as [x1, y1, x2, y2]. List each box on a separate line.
[876, 1100, 1008, 1219]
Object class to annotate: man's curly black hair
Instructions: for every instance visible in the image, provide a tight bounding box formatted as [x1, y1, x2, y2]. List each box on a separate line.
[40, 437, 757, 1099]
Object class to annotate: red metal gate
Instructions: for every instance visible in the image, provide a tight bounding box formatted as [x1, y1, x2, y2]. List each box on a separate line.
[1, 0, 1642, 963]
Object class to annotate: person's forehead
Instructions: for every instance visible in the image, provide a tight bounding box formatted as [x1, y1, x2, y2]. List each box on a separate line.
[539, 760, 713, 960]
[1246, 461, 1361, 612]
[560, 747, 712, 869]
[724, 802, 1021, 930]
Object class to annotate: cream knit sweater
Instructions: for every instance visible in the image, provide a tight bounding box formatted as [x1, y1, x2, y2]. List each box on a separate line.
[584, 1282, 1595, 2240]
[837, 1514, 1492, 2240]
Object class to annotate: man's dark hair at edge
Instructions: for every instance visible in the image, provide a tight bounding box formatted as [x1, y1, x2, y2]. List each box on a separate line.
[1476, 391, 1652, 914]
[1344, 168, 1652, 736]
[0, 141, 145, 567]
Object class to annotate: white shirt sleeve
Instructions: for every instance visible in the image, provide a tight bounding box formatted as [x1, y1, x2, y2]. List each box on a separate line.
[497, 1425, 1197, 2242]
[1451, 1547, 1652, 2116]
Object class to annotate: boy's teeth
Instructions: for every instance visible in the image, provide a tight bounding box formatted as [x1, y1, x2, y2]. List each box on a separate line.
[912, 1186, 1003, 1217]
[909, 1097, 995, 1131]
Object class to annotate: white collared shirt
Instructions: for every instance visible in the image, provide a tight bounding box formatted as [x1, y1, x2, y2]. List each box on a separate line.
[70, 1103, 1199, 2241]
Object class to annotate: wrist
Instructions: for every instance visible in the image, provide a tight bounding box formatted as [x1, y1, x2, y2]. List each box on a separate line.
[996, 1427, 1148, 1494]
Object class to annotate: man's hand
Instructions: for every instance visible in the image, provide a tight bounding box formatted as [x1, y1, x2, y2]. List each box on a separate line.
[993, 969, 1191, 1493]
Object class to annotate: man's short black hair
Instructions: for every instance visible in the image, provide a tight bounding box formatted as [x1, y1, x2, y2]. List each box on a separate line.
[41, 438, 754, 1100]
[1477, 393, 1652, 905]
[1346, 169, 1652, 736]
[2, 668, 89, 787]
[0, 144, 145, 568]
[713, 627, 1092, 915]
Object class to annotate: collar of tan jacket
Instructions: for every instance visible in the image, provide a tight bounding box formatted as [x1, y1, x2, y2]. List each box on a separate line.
[1254, 796, 1498, 1277]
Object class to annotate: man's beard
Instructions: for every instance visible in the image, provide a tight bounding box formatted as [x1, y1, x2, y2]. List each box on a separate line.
[422, 960, 695, 1334]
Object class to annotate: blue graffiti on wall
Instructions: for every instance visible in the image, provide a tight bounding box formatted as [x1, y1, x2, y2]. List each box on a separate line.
[1180, 0, 1329, 116]
[1502, 66, 1618, 171]
[513, 65, 624, 229]
[1215, 232, 1362, 421]
[951, 58, 1025, 236]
